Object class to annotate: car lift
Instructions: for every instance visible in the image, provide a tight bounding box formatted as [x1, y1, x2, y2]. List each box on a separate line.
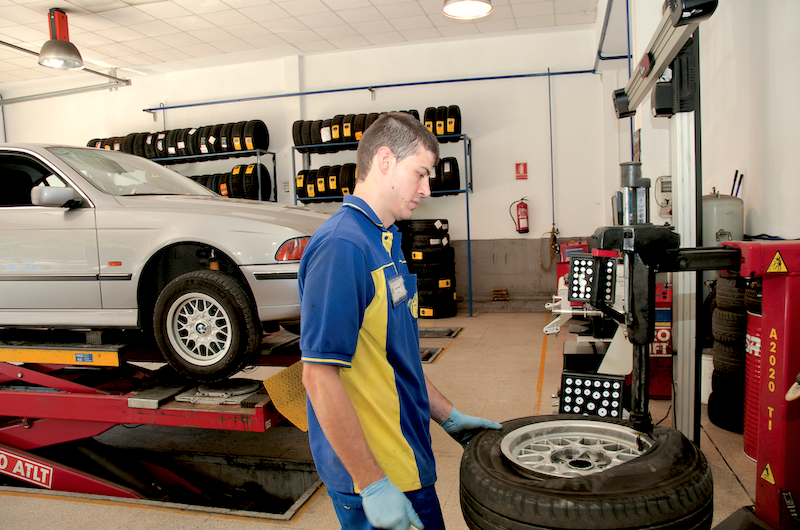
[0, 331, 300, 501]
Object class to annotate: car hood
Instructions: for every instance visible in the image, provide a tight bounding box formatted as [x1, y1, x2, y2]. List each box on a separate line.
[113, 195, 330, 235]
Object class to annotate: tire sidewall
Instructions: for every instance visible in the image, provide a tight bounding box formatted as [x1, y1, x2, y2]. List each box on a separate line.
[153, 270, 259, 381]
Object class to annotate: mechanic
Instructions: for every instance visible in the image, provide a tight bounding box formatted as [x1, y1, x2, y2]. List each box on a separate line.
[299, 112, 501, 530]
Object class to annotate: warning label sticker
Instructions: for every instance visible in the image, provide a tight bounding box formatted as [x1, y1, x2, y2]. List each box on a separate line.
[0, 449, 53, 488]
[766, 252, 789, 273]
[761, 462, 776, 485]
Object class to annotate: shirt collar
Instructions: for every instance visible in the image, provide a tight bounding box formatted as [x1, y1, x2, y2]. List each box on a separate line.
[342, 195, 398, 233]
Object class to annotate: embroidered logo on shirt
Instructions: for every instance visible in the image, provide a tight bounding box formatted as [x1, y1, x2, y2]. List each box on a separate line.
[408, 292, 418, 319]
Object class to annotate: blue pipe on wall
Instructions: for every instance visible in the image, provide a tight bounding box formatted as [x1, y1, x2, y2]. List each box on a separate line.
[142, 3, 631, 114]
[142, 69, 597, 113]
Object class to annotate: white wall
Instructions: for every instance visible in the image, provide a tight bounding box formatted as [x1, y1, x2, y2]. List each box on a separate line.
[701, 0, 799, 239]
[1, 26, 609, 243]
[600, 0, 800, 241]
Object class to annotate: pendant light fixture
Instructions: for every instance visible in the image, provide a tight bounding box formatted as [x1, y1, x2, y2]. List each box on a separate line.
[442, 0, 493, 20]
[38, 8, 84, 70]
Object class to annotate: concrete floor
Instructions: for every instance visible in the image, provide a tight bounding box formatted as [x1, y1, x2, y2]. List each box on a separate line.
[0, 312, 757, 529]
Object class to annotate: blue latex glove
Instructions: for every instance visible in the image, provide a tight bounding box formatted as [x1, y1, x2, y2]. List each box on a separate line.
[360, 476, 424, 530]
[440, 407, 502, 448]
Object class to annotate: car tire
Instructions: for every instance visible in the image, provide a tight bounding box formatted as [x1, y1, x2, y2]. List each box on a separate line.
[715, 276, 745, 311]
[460, 415, 714, 530]
[711, 308, 747, 344]
[711, 340, 745, 374]
[153, 270, 261, 382]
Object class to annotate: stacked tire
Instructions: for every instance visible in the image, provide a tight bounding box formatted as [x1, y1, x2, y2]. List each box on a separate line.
[431, 157, 461, 195]
[293, 112, 386, 154]
[423, 105, 461, 143]
[296, 163, 357, 202]
[397, 219, 457, 319]
[87, 119, 270, 161]
[193, 163, 271, 200]
[708, 271, 747, 433]
[292, 107, 461, 153]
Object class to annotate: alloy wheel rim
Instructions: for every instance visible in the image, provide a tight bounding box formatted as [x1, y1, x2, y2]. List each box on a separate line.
[500, 420, 655, 479]
[166, 292, 233, 366]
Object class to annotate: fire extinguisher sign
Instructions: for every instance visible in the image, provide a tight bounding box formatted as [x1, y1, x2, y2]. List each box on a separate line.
[515, 163, 528, 180]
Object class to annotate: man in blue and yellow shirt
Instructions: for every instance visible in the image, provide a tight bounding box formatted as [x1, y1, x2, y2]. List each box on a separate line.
[300, 112, 500, 530]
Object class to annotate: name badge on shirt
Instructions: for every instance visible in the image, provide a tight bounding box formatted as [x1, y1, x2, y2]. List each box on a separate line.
[388, 274, 408, 307]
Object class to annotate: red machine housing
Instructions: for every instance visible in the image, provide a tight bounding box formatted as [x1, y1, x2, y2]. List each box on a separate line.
[724, 241, 800, 530]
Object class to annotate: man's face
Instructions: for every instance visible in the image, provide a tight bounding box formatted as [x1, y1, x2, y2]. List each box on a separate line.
[385, 147, 435, 224]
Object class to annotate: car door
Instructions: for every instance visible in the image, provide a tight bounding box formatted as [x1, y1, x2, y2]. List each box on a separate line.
[0, 151, 101, 312]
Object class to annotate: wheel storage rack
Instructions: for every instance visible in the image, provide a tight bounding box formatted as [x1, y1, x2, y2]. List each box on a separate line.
[153, 148, 277, 202]
[290, 135, 476, 315]
[0, 333, 298, 500]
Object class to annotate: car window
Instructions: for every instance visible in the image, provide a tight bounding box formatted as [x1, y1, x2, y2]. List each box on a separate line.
[49, 146, 216, 197]
[0, 154, 65, 207]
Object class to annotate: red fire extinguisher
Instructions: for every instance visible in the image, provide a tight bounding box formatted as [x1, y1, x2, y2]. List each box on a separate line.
[510, 197, 529, 233]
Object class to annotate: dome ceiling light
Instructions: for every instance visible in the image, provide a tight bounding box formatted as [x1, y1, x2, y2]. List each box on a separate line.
[38, 8, 84, 70]
[442, 0, 493, 20]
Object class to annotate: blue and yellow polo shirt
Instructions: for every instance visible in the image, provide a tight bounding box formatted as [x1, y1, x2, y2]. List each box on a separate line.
[298, 195, 435, 494]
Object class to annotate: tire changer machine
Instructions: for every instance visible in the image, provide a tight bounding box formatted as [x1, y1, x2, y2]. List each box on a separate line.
[558, 2, 798, 528]
[568, 162, 798, 529]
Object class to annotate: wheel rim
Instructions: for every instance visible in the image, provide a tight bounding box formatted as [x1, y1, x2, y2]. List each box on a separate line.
[500, 420, 655, 479]
[166, 292, 233, 366]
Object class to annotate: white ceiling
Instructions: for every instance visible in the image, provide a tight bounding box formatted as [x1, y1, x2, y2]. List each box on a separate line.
[0, 0, 628, 87]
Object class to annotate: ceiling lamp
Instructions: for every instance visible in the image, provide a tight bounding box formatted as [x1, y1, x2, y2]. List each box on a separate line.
[38, 8, 84, 70]
[442, 0, 493, 20]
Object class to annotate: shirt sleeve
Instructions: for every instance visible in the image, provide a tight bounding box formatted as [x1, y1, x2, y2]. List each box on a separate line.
[299, 237, 370, 367]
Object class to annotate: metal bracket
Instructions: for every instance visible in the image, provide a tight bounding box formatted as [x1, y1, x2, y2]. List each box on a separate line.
[143, 102, 166, 125]
[783, 492, 800, 525]
[715, 229, 732, 242]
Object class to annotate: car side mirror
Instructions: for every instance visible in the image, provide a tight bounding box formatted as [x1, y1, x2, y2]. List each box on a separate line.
[31, 187, 81, 208]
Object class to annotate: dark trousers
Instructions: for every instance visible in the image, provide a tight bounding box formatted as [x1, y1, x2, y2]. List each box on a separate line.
[327, 484, 446, 530]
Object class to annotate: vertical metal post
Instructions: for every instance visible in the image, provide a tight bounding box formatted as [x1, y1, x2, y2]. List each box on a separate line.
[692, 30, 705, 444]
[671, 110, 698, 442]
[464, 134, 473, 316]
[618, 161, 655, 432]
[626, 250, 655, 432]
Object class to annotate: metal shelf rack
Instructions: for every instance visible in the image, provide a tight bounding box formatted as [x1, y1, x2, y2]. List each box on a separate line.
[153, 148, 277, 202]
[290, 134, 475, 316]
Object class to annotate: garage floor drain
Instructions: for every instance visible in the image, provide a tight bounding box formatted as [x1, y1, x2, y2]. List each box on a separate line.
[420, 347, 444, 363]
[419, 327, 462, 339]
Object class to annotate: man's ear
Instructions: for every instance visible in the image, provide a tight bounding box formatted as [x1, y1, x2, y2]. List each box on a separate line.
[375, 146, 395, 175]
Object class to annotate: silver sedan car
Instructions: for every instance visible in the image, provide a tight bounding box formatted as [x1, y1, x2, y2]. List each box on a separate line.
[0, 144, 327, 382]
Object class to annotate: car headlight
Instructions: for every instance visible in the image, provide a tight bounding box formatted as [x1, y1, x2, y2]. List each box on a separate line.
[275, 237, 310, 261]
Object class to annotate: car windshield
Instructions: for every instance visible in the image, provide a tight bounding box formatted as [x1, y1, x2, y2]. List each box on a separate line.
[47, 146, 216, 197]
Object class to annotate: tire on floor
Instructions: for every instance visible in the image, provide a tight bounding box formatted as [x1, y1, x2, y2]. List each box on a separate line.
[460, 415, 713, 530]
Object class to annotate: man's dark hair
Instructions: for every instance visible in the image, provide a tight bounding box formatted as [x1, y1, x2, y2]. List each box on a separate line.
[356, 112, 439, 181]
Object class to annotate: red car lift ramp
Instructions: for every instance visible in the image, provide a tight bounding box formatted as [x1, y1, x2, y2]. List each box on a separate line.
[0, 340, 289, 500]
